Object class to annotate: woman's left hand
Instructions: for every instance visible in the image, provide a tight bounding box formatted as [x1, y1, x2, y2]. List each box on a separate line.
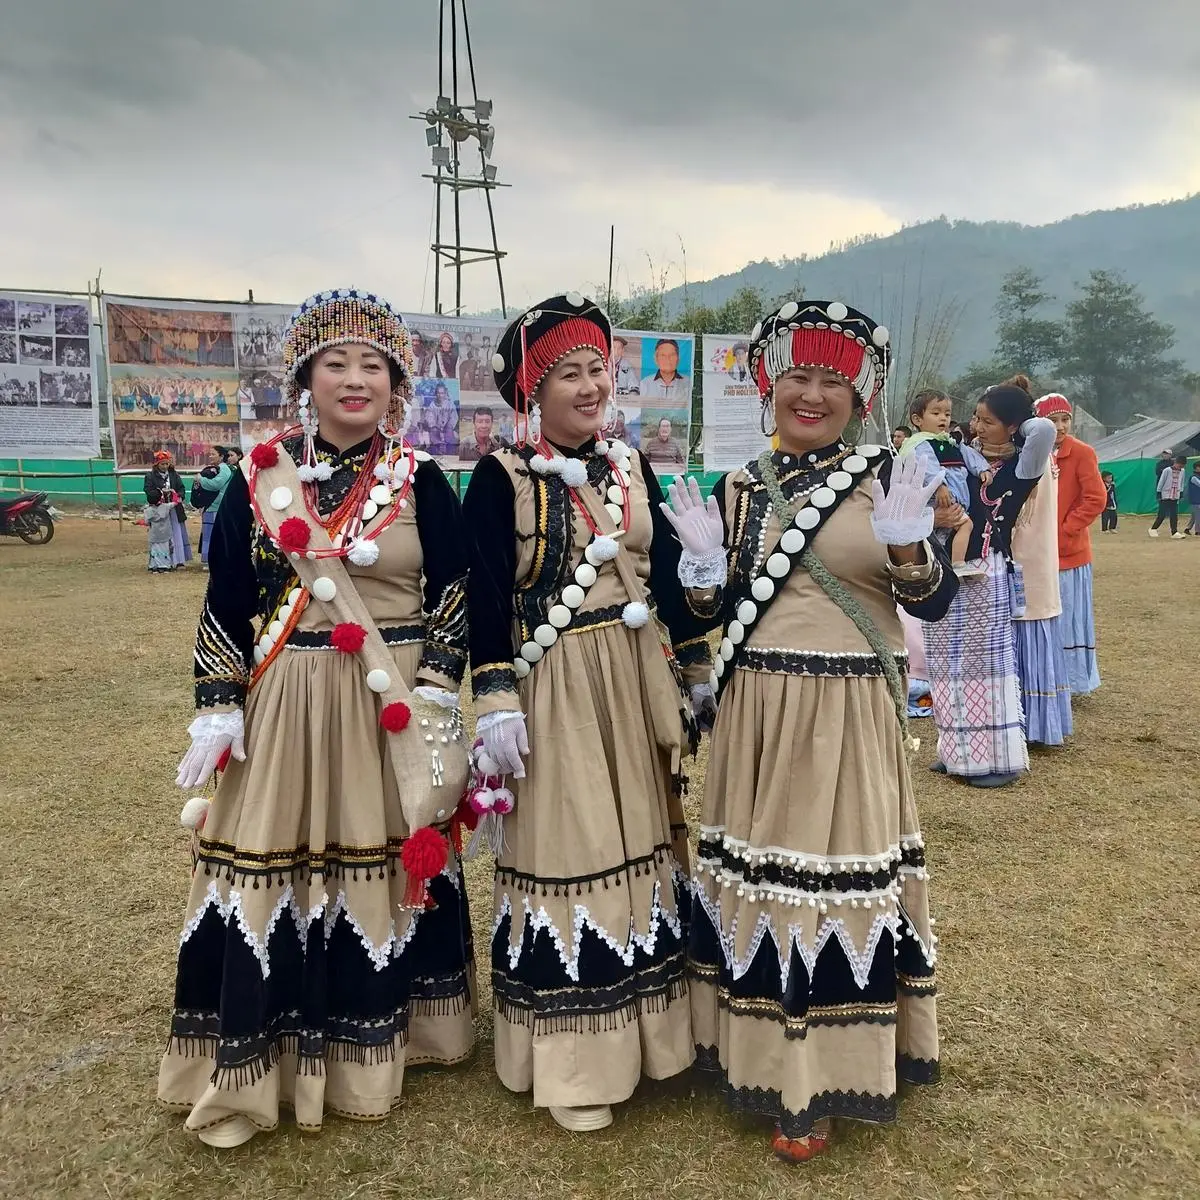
[870, 453, 943, 546]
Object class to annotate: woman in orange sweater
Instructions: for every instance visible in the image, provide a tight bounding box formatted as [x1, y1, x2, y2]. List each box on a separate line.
[1036, 395, 1106, 694]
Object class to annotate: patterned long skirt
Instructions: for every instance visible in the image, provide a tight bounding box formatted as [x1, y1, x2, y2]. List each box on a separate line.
[1013, 616, 1073, 745]
[1059, 564, 1101, 695]
[923, 553, 1028, 778]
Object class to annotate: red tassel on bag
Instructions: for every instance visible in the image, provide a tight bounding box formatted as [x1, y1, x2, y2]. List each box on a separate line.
[278, 516, 311, 551]
[379, 701, 411, 732]
[250, 442, 280, 469]
[330, 622, 367, 654]
[401, 826, 449, 908]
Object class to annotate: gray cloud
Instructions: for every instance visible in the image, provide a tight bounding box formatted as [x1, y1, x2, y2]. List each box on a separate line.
[1, 1, 1196, 310]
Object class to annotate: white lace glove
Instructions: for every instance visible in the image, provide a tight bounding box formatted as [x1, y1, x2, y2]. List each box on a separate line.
[176, 710, 246, 789]
[660, 476, 727, 588]
[691, 683, 717, 731]
[870, 452, 943, 546]
[476, 710, 530, 779]
[412, 685, 460, 709]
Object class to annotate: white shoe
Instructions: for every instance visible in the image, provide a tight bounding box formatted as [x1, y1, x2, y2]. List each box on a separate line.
[1172, 531, 1187, 539]
[549, 1105, 614, 1132]
[197, 1115, 259, 1148]
[1148, 529, 1159, 537]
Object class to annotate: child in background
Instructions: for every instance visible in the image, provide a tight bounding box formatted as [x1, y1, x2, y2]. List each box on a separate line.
[900, 389, 993, 578]
[1186, 461, 1200, 535]
[1101, 471, 1118, 531]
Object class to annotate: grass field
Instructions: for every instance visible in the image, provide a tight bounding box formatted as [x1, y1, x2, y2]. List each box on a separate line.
[2, 514, 1198, 1200]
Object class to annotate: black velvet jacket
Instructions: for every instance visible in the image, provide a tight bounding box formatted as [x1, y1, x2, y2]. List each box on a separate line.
[463, 440, 713, 707]
[193, 434, 468, 711]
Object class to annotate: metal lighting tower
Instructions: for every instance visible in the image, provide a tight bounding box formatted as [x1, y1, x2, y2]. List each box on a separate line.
[412, 0, 508, 317]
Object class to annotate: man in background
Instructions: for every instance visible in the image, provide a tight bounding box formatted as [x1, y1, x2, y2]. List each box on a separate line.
[643, 416, 686, 467]
[639, 339, 690, 403]
[458, 407, 503, 461]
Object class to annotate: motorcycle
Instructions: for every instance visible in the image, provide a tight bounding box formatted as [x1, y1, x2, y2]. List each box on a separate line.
[0, 491, 55, 544]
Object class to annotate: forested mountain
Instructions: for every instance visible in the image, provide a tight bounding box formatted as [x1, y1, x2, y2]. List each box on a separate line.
[662, 195, 1200, 374]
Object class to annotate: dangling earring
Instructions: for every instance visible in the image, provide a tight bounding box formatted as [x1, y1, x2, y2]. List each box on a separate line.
[296, 389, 324, 482]
[843, 406, 865, 447]
[759, 398, 777, 438]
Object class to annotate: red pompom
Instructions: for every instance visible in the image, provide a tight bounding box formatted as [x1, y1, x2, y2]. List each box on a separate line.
[379, 701, 411, 732]
[330, 622, 367, 654]
[250, 442, 279, 469]
[216, 746, 231, 773]
[401, 826, 449, 907]
[278, 516, 311, 551]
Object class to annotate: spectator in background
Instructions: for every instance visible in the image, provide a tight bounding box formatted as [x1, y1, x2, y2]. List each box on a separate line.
[1153, 449, 1173, 490]
[1150, 455, 1187, 538]
[224, 446, 243, 470]
[1101, 472, 1118, 531]
[194, 445, 233, 567]
[1186, 461, 1200, 535]
[891, 424, 911, 451]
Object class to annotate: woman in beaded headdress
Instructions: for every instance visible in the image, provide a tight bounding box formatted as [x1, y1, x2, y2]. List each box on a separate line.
[661, 299, 958, 1163]
[462, 292, 714, 1133]
[159, 287, 475, 1147]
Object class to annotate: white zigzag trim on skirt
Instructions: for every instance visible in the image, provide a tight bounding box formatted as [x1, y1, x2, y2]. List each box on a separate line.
[699, 823, 926, 868]
[694, 882, 901, 991]
[492, 880, 683, 982]
[179, 881, 420, 978]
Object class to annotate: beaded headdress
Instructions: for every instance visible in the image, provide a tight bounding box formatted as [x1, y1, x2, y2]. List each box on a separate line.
[1035, 393, 1072, 418]
[491, 292, 613, 445]
[281, 287, 416, 473]
[747, 299, 890, 415]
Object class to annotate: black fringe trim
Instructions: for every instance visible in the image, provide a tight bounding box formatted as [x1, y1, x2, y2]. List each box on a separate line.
[494, 841, 677, 895]
[737, 648, 908, 678]
[898, 1053, 941, 1085]
[419, 641, 467, 685]
[709, 985, 899, 1036]
[694, 1044, 907, 1137]
[473, 665, 520, 697]
[697, 837, 925, 894]
[195, 678, 247, 711]
[494, 964, 689, 1037]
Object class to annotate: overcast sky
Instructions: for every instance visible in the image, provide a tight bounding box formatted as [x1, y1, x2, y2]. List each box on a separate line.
[2, 0, 1197, 315]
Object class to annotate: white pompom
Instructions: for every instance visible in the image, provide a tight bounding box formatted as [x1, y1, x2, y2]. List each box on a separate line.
[594, 439, 609, 455]
[590, 535, 620, 561]
[608, 439, 629, 459]
[346, 536, 381, 567]
[477, 751, 500, 777]
[314, 461, 334, 481]
[622, 601, 650, 629]
[560, 458, 588, 487]
[296, 463, 317, 483]
[180, 797, 211, 831]
[529, 456, 550, 476]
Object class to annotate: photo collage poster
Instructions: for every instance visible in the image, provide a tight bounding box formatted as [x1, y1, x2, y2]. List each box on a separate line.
[103, 294, 692, 473]
[0, 290, 100, 459]
[700, 332, 772, 472]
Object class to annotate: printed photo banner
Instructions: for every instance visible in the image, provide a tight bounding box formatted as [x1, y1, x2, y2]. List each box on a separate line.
[103, 293, 692, 473]
[701, 332, 770, 473]
[0, 290, 100, 459]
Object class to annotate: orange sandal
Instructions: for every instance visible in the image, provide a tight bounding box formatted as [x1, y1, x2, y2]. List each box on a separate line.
[771, 1124, 831, 1164]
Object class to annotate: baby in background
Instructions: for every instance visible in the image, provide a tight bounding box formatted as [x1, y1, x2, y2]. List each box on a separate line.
[899, 389, 992, 579]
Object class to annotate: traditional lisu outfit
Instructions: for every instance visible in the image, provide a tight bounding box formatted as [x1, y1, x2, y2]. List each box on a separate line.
[684, 299, 958, 1155]
[159, 288, 475, 1146]
[1009, 457, 1073, 746]
[921, 401, 1056, 784]
[1036, 395, 1106, 695]
[463, 294, 713, 1128]
[144, 453, 192, 571]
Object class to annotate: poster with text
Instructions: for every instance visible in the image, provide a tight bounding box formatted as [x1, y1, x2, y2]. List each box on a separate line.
[701, 333, 769, 472]
[104, 293, 692, 474]
[0, 291, 100, 458]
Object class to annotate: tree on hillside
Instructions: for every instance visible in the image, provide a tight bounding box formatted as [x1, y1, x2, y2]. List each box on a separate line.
[994, 267, 1062, 376]
[1057, 269, 1181, 425]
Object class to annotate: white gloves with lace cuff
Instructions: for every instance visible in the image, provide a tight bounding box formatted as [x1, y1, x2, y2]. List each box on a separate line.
[476, 710, 530, 778]
[660, 476, 728, 588]
[870, 452, 943, 546]
[176, 709, 246, 789]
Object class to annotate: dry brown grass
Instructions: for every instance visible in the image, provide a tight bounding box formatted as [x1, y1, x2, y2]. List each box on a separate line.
[1, 515, 1198, 1200]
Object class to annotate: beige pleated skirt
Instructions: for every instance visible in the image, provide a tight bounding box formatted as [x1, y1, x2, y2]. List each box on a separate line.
[689, 666, 939, 1137]
[158, 640, 476, 1135]
[491, 616, 695, 1109]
